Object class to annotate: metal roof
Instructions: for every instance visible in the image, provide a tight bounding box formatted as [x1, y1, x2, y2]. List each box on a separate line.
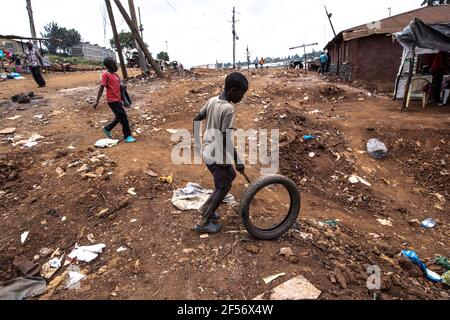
[326, 5, 450, 47]
[0, 35, 60, 41]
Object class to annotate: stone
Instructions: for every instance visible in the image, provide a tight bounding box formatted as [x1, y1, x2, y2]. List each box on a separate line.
[334, 268, 347, 289]
[95, 167, 105, 176]
[279, 247, 294, 257]
[245, 244, 259, 254]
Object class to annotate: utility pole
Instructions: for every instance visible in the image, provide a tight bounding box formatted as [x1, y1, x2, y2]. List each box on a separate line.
[246, 45, 250, 70]
[138, 6, 144, 38]
[388, 7, 392, 17]
[324, 5, 336, 37]
[105, 0, 128, 80]
[112, 0, 164, 78]
[25, 0, 37, 45]
[128, 0, 148, 73]
[232, 7, 236, 70]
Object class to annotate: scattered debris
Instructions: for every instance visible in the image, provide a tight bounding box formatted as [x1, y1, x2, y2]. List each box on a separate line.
[145, 170, 158, 177]
[65, 271, 86, 289]
[349, 175, 372, 187]
[0, 276, 47, 300]
[0, 127, 16, 135]
[367, 139, 388, 159]
[303, 135, 315, 141]
[13, 133, 44, 148]
[263, 273, 286, 284]
[94, 139, 119, 148]
[158, 175, 174, 185]
[6, 115, 22, 120]
[256, 275, 321, 300]
[117, 247, 128, 253]
[13, 256, 41, 277]
[442, 271, 450, 286]
[279, 247, 294, 257]
[245, 244, 259, 254]
[421, 218, 437, 229]
[434, 256, 450, 270]
[323, 220, 338, 228]
[172, 183, 236, 211]
[127, 188, 137, 196]
[434, 193, 446, 203]
[166, 129, 178, 134]
[20, 231, 29, 244]
[402, 250, 442, 283]
[40, 257, 63, 279]
[67, 244, 106, 263]
[377, 219, 393, 227]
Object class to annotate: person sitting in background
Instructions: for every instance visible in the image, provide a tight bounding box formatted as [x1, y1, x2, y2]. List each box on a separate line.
[431, 52, 447, 103]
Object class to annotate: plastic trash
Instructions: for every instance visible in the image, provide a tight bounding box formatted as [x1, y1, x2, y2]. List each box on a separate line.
[442, 271, 450, 286]
[367, 139, 388, 159]
[434, 256, 450, 270]
[323, 220, 338, 228]
[401, 250, 442, 283]
[20, 231, 29, 244]
[66, 271, 86, 289]
[303, 135, 316, 141]
[94, 139, 119, 148]
[349, 175, 372, 187]
[263, 273, 286, 284]
[68, 244, 106, 263]
[172, 183, 237, 211]
[421, 218, 437, 229]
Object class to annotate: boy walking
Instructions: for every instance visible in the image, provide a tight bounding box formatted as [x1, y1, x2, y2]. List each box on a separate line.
[93, 57, 136, 143]
[193, 72, 249, 234]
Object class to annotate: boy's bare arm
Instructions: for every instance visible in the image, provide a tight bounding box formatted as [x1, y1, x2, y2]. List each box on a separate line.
[93, 86, 105, 109]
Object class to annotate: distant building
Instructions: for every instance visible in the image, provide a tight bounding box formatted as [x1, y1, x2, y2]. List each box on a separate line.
[0, 38, 25, 55]
[71, 42, 115, 62]
[325, 5, 450, 90]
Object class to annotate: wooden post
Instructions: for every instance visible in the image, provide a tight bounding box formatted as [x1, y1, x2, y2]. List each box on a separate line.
[112, 0, 165, 78]
[402, 46, 415, 111]
[128, 0, 148, 73]
[25, 0, 37, 45]
[105, 0, 128, 80]
[232, 7, 236, 70]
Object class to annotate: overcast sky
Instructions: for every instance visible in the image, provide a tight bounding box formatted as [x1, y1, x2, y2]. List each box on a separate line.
[1, 0, 423, 67]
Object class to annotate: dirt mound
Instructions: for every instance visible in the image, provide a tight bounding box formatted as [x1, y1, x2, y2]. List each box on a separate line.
[320, 85, 345, 97]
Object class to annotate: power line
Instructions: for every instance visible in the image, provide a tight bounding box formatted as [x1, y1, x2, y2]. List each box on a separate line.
[165, 0, 198, 30]
[164, 0, 221, 42]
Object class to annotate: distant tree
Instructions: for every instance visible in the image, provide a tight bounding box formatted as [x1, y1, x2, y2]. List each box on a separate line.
[110, 30, 136, 52]
[41, 22, 81, 55]
[157, 51, 170, 61]
[421, 0, 449, 5]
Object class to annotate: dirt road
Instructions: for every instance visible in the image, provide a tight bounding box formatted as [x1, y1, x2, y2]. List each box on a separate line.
[0, 69, 449, 300]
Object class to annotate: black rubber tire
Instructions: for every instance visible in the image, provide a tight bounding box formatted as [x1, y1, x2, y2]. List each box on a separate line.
[238, 174, 301, 240]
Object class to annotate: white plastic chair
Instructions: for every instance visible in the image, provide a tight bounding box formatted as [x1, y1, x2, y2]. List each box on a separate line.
[405, 77, 431, 109]
[443, 89, 450, 105]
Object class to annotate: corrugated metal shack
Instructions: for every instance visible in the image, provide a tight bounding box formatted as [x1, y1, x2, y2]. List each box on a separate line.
[325, 5, 450, 90]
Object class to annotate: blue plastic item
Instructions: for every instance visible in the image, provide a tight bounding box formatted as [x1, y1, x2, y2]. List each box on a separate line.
[401, 250, 442, 283]
[303, 135, 315, 141]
